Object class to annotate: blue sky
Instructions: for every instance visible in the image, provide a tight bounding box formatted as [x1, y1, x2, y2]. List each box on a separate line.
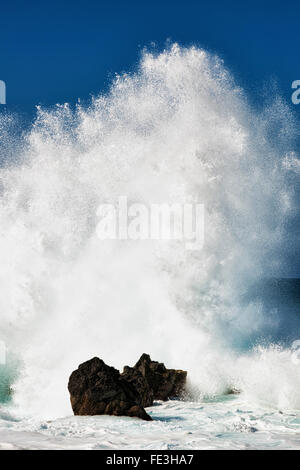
[0, 0, 299, 114]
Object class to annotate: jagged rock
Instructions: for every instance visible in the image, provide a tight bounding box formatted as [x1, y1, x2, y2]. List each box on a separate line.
[68, 354, 187, 421]
[224, 387, 241, 395]
[121, 365, 154, 408]
[123, 354, 187, 403]
[68, 357, 152, 421]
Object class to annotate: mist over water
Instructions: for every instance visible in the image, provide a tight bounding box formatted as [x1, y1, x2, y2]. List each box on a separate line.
[0, 44, 299, 418]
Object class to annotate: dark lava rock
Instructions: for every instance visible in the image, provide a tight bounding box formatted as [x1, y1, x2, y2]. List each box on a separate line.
[121, 365, 154, 408]
[68, 354, 187, 420]
[123, 354, 187, 403]
[224, 387, 241, 395]
[68, 357, 152, 421]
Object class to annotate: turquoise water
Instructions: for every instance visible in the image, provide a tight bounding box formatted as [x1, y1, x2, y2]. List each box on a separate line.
[0, 352, 20, 404]
[0, 370, 13, 403]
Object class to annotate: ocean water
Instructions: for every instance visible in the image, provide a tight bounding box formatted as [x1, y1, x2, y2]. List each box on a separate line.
[1, 397, 300, 450]
[0, 44, 299, 450]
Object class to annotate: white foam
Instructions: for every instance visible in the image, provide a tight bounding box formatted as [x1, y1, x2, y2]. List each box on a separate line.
[0, 44, 299, 418]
